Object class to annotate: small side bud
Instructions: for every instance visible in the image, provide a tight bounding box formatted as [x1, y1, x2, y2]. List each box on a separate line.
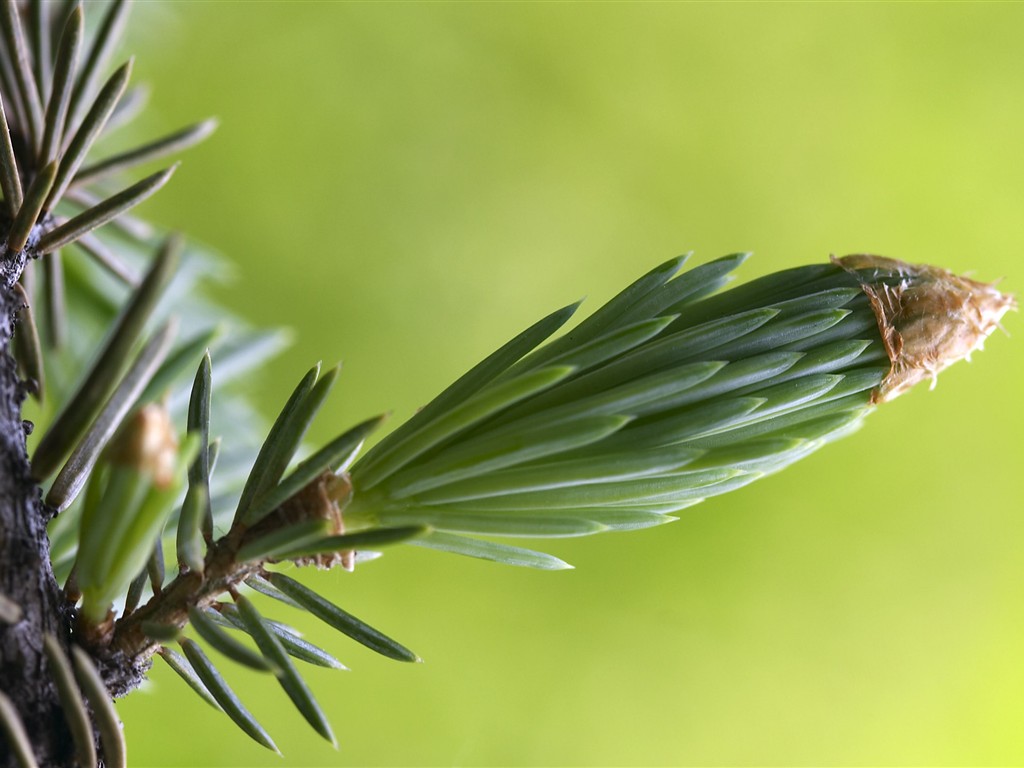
[106, 403, 178, 487]
[836, 255, 1015, 403]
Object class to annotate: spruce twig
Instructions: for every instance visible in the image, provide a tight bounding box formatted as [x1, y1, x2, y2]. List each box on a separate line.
[0, 1, 1015, 763]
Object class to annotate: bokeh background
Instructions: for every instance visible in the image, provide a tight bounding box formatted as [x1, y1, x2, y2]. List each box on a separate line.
[108, 2, 1023, 765]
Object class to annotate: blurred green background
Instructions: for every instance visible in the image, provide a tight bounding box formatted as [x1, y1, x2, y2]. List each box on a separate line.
[111, 1, 1022, 765]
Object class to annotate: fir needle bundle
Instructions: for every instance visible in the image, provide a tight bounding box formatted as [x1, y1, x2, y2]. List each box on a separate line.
[345, 253, 1014, 566]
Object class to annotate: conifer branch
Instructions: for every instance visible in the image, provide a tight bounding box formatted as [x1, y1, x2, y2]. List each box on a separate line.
[0, 2, 1014, 765]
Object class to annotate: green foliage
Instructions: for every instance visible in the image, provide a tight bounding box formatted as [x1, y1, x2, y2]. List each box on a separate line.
[266, 573, 420, 663]
[345, 256, 890, 558]
[177, 639, 279, 754]
[42, 635, 95, 768]
[234, 595, 337, 747]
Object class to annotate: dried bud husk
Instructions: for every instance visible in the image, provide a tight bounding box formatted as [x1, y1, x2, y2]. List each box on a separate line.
[240, 472, 355, 571]
[836, 255, 1015, 403]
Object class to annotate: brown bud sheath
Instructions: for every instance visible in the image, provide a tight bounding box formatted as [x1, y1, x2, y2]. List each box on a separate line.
[106, 403, 179, 488]
[836, 254, 1016, 403]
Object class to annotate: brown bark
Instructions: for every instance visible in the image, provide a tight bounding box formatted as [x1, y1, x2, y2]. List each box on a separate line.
[0, 214, 113, 764]
[0, 261, 86, 765]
